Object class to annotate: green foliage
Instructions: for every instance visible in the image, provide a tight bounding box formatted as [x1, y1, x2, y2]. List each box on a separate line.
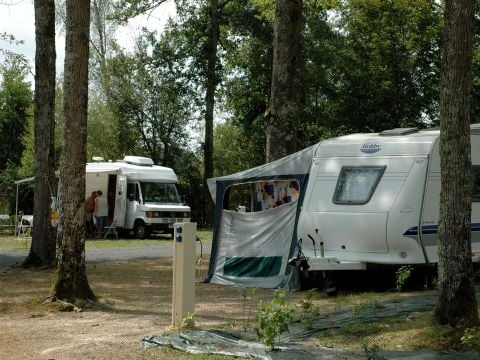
[461, 327, 480, 352]
[106, 30, 194, 166]
[298, 289, 321, 330]
[180, 312, 196, 330]
[0, 53, 32, 213]
[87, 93, 121, 161]
[256, 290, 294, 350]
[330, 0, 442, 131]
[213, 122, 260, 177]
[395, 265, 413, 291]
[0, 53, 32, 171]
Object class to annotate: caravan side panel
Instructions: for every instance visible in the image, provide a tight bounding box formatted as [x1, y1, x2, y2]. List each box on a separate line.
[298, 156, 427, 264]
[298, 156, 420, 264]
[422, 134, 480, 262]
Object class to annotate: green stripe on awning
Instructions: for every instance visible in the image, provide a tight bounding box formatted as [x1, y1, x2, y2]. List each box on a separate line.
[223, 256, 282, 277]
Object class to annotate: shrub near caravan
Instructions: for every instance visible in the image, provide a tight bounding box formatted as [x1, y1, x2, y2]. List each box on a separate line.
[205, 125, 480, 291]
[86, 156, 190, 238]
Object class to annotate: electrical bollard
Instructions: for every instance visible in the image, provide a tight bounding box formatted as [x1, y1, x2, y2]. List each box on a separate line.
[171, 222, 197, 328]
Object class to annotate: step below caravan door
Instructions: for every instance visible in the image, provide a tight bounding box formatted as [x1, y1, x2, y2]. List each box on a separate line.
[112, 175, 127, 227]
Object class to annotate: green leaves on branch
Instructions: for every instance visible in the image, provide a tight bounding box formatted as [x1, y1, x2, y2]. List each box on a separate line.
[256, 290, 294, 351]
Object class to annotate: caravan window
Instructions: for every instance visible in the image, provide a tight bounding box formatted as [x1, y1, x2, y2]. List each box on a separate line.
[473, 166, 480, 202]
[333, 166, 386, 205]
[224, 180, 300, 212]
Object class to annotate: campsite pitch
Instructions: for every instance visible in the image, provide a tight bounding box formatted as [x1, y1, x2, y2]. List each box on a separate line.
[0, 256, 478, 359]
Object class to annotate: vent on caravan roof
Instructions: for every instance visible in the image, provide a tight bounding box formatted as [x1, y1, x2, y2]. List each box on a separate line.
[379, 127, 419, 136]
[123, 156, 154, 166]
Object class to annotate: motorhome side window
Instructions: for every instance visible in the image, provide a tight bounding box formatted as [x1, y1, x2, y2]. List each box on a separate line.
[127, 183, 138, 201]
[473, 166, 480, 202]
[333, 166, 386, 205]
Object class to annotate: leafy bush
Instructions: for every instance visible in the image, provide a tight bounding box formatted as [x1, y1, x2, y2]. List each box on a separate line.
[256, 290, 294, 350]
[395, 265, 413, 291]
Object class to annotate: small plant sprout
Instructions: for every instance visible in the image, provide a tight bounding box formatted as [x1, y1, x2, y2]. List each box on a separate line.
[256, 290, 294, 351]
[240, 287, 257, 331]
[461, 327, 480, 352]
[395, 265, 413, 291]
[180, 312, 195, 330]
[298, 289, 320, 330]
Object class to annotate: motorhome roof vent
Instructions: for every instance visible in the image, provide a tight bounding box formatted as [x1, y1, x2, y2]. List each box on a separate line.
[379, 127, 419, 136]
[123, 156, 154, 166]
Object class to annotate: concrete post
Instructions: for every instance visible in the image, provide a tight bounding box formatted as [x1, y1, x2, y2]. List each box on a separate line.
[171, 222, 197, 328]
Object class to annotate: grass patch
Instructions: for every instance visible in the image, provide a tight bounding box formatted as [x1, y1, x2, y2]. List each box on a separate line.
[140, 347, 233, 360]
[318, 310, 470, 352]
[0, 229, 213, 250]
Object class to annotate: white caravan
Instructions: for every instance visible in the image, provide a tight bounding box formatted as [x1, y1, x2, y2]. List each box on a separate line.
[206, 125, 480, 290]
[86, 156, 190, 238]
[298, 126, 480, 272]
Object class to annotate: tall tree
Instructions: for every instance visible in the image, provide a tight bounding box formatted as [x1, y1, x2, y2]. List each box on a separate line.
[203, 0, 219, 181]
[106, 32, 193, 166]
[331, 0, 441, 133]
[435, 0, 479, 327]
[0, 54, 31, 213]
[265, 0, 303, 162]
[22, 0, 57, 268]
[52, 0, 95, 301]
[0, 55, 31, 172]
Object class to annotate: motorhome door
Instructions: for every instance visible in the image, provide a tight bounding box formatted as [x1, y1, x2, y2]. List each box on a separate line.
[113, 175, 127, 227]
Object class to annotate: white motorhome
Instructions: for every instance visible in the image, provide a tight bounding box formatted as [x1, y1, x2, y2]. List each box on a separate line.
[205, 125, 480, 291]
[86, 156, 190, 238]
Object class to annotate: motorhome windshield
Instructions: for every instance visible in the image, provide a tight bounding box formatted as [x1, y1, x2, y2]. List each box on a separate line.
[140, 182, 182, 204]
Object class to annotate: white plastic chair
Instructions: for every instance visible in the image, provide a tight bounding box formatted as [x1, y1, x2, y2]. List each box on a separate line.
[17, 215, 33, 237]
[103, 218, 119, 239]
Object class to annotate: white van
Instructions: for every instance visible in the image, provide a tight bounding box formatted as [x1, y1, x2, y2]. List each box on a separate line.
[86, 156, 190, 238]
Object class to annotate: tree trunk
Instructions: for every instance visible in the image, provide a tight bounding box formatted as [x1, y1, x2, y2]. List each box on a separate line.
[265, 0, 303, 163]
[52, 0, 95, 302]
[435, 0, 478, 327]
[202, 0, 220, 227]
[204, 0, 219, 182]
[22, 0, 57, 268]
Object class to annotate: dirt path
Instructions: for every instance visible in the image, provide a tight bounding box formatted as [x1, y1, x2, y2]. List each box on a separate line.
[0, 241, 209, 268]
[0, 257, 297, 360]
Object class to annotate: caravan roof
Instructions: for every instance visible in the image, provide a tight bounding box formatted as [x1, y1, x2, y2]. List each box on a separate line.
[86, 159, 178, 182]
[316, 129, 442, 158]
[317, 125, 479, 158]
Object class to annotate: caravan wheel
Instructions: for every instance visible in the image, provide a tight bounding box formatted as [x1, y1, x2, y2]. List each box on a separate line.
[134, 220, 150, 239]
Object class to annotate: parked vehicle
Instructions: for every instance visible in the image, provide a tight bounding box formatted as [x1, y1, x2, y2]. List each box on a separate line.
[86, 156, 190, 238]
[206, 125, 480, 291]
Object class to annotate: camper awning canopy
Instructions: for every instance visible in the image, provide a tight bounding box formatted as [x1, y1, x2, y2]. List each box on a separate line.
[207, 144, 319, 202]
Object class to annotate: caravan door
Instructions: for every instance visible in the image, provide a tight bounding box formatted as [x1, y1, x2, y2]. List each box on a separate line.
[299, 156, 418, 261]
[113, 175, 127, 227]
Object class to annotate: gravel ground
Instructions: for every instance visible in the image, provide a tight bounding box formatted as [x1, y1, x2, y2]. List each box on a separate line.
[0, 241, 209, 269]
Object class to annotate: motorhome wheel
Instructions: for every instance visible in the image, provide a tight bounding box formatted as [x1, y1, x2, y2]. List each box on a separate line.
[134, 220, 150, 239]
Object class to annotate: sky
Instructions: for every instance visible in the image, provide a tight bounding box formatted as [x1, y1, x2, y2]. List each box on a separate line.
[0, 0, 176, 82]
